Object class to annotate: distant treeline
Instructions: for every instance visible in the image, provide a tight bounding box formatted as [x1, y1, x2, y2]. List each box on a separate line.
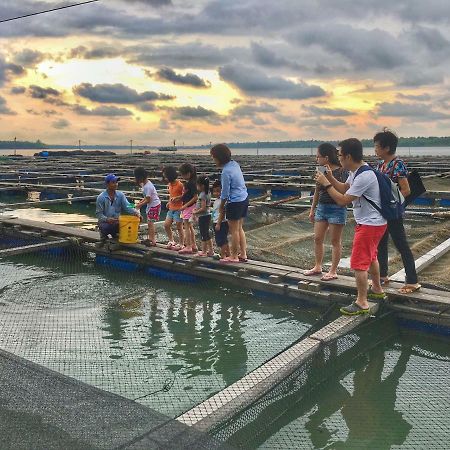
[1, 136, 449, 150]
[0, 140, 47, 149]
[222, 136, 450, 149]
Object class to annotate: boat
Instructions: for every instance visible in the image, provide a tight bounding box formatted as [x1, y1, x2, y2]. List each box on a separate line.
[158, 140, 177, 152]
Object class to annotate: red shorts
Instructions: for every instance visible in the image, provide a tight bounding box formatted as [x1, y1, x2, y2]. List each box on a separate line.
[146, 204, 161, 222]
[350, 224, 387, 271]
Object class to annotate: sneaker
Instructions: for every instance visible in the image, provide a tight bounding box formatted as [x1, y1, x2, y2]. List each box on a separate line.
[340, 302, 370, 316]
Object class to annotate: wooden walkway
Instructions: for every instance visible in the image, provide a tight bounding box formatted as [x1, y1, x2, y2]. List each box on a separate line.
[1, 217, 449, 330]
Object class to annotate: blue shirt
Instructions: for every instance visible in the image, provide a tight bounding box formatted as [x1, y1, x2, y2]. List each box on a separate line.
[96, 190, 135, 223]
[220, 160, 248, 203]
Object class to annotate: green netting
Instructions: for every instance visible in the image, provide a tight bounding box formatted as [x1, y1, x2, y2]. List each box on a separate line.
[0, 240, 321, 420]
[209, 315, 450, 449]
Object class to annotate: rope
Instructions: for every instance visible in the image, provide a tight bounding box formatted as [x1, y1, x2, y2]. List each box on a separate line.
[0, 0, 99, 24]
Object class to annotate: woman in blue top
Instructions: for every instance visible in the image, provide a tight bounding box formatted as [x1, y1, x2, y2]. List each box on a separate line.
[210, 144, 248, 263]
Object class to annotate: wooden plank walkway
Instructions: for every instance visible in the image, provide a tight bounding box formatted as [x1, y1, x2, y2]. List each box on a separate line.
[0, 217, 449, 314]
[0, 239, 71, 257]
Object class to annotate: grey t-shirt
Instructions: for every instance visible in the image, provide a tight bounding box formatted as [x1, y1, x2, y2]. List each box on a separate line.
[196, 192, 211, 216]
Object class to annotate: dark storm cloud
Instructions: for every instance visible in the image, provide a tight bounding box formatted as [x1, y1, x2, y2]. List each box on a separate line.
[13, 49, 45, 67]
[376, 102, 450, 121]
[71, 104, 133, 116]
[397, 93, 432, 101]
[152, 67, 210, 88]
[137, 103, 156, 112]
[10, 86, 26, 95]
[171, 106, 219, 119]
[230, 102, 278, 117]
[303, 105, 355, 117]
[73, 83, 174, 104]
[289, 24, 409, 70]
[127, 42, 248, 69]
[219, 63, 326, 99]
[68, 45, 122, 60]
[0, 55, 25, 86]
[52, 118, 70, 129]
[250, 42, 305, 71]
[124, 0, 172, 5]
[29, 85, 60, 99]
[0, 96, 15, 115]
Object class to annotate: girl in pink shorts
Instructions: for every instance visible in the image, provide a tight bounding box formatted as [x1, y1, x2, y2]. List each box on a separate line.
[178, 163, 198, 254]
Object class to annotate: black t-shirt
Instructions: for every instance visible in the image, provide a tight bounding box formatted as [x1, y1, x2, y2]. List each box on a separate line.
[318, 168, 349, 204]
[182, 179, 197, 203]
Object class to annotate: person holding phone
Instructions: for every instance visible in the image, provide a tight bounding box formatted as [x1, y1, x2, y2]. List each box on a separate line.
[305, 143, 348, 281]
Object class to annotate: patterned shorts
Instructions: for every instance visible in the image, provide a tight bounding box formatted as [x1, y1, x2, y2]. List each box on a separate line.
[147, 204, 161, 222]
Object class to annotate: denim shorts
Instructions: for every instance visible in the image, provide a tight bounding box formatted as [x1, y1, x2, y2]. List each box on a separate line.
[314, 203, 347, 225]
[166, 209, 182, 223]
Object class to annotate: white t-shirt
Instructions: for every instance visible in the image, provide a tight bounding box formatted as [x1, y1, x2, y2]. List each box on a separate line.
[142, 180, 161, 210]
[346, 165, 386, 226]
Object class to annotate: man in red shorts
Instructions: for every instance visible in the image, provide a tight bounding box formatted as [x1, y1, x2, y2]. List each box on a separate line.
[315, 138, 387, 315]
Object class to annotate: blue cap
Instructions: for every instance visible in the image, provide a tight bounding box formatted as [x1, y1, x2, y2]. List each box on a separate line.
[105, 173, 119, 184]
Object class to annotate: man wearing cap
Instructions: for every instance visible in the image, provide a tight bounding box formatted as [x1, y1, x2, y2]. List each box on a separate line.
[95, 174, 139, 245]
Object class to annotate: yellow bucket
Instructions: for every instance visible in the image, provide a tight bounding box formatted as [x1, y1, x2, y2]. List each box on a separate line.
[118, 215, 140, 244]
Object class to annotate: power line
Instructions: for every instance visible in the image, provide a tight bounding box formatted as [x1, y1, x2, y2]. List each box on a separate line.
[0, 0, 100, 24]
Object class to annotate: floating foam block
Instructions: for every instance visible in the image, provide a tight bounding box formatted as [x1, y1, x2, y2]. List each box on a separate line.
[145, 266, 200, 283]
[95, 255, 139, 272]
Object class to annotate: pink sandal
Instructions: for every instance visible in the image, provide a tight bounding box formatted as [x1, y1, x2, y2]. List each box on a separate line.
[219, 256, 240, 264]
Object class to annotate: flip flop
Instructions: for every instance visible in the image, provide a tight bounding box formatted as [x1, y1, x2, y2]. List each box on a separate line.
[398, 284, 422, 294]
[304, 269, 322, 276]
[238, 257, 248, 262]
[321, 274, 338, 281]
[219, 257, 240, 264]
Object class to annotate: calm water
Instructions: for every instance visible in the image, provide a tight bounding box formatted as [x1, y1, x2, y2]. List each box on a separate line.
[216, 332, 450, 449]
[1, 146, 449, 157]
[0, 249, 320, 418]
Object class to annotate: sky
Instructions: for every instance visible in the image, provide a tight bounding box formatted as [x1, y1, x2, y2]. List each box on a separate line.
[0, 0, 449, 146]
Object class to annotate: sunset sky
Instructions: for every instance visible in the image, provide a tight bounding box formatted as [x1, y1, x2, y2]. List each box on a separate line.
[0, 0, 449, 146]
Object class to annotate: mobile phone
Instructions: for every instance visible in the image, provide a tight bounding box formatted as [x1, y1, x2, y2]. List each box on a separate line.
[316, 165, 327, 174]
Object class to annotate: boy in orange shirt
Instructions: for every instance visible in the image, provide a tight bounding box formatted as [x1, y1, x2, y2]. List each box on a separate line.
[162, 166, 184, 250]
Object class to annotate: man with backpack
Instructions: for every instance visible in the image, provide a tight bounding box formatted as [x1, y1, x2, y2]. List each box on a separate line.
[315, 138, 388, 315]
[374, 129, 421, 294]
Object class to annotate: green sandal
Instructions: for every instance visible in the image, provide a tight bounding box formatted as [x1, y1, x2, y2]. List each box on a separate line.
[340, 302, 370, 316]
[368, 288, 387, 300]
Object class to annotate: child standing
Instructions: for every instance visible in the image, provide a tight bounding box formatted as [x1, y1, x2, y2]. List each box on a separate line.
[162, 166, 184, 250]
[211, 180, 230, 259]
[192, 176, 214, 257]
[178, 163, 198, 254]
[134, 166, 161, 247]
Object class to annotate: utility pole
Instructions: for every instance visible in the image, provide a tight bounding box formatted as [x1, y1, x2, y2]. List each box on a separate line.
[130, 139, 133, 155]
[14, 136, 17, 156]
[310, 138, 313, 156]
[78, 139, 81, 151]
